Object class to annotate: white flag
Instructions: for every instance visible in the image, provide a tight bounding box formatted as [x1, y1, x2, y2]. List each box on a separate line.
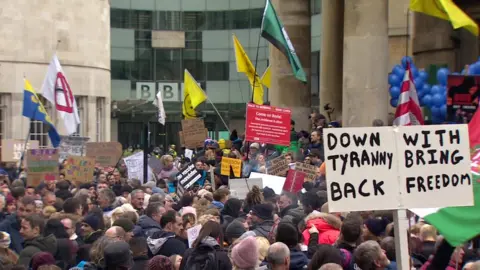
[153, 91, 166, 125]
[41, 54, 81, 135]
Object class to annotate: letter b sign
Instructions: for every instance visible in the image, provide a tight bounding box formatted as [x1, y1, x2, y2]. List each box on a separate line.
[136, 82, 155, 101]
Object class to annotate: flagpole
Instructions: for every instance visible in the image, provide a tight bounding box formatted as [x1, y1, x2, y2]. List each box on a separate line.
[251, 29, 263, 103]
[206, 97, 230, 133]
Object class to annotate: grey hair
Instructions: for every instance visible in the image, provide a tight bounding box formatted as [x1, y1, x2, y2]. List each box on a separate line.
[98, 189, 116, 204]
[354, 240, 382, 270]
[131, 189, 144, 198]
[319, 263, 343, 270]
[267, 242, 290, 266]
[148, 193, 165, 204]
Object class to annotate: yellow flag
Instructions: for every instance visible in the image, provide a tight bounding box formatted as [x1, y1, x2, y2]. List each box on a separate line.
[261, 66, 271, 89]
[232, 35, 264, 105]
[410, 0, 479, 36]
[183, 69, 207, 119]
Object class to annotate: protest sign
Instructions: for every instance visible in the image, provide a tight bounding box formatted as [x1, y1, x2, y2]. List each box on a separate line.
[294, 162, 317, 182]
[267, 155, 289, 176]
[323, 125, 473, 212]
[446, 75, 480, 121]
[187, 225, 202, 248]
[229, 178, 263, 199]
[181, 119, 207, 148]
[177, 163, 202, 192]
[123, 151, 154, 182]
[221, 157, 242, 177]
[64, 156, 95, 185]
[282, 169, 306, 193]
[148, 156, 163, 175]
[1, 139, 39, 162]
[59, 136, 90, 161]
[245, 103, 291, 146]
[26, 149, 59, 187]
[249, 172, 286, 195]
[86, 142, 122, 167]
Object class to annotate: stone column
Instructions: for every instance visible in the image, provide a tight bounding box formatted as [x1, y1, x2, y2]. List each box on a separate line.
[319, 0, 344, 121]
[342, 0, 389, 127]
[269, 0, 311, 131]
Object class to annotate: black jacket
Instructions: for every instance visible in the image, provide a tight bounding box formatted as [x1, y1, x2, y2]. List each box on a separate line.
[132, 255, 149, 270]
[179, 237, 232, 270]
[148, 231, 187, 257]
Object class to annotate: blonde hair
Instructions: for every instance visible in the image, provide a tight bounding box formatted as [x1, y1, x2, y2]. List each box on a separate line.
[255, 237, 270, 262]
[42, 206, 57, 219]
[420, 224, 437, 241]
[161, 155, 174, 166]
[111, 204, 139, 225]
[410, 223, 423, 237]
[198, 214, 218, 225]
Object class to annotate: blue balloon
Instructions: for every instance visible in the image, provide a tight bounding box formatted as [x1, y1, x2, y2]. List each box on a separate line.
[432, 93, 445, 107]
[414, 77, 424, 90]
[430, 85, 442, 95]
[439, 85, 447, 95]
[439, 104, 447, 117]
[471, 63, 480, 75]
[411, 66, 420, 78]
[393, 65, 405, 78]
[390, 98, 398, 108]
[437, 68, 450, 86]
[431, 106, 441, 117]
[421, 83, 430, 94]
[452, 72, 460, 75]
[401, 56, 413, 69]
[422, 94, 433, 107]
[419, 70, 428, 81]
[389, 86, 401, 99]
[388, 74, 401, 87]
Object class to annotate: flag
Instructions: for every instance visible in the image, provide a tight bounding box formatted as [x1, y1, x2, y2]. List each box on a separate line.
[183, 69, 206, 119]
[261, 0, 307, 83]
[23, 79, 61, 148]
[232, 35, 264, 105]
[410, 0, 479, 36]
[41, 54, 81, 135]
[469, 108, 480, 148]
[261, 66, 271, 89]
[153, 91, 166, 125]
[393, 63, 424, 126]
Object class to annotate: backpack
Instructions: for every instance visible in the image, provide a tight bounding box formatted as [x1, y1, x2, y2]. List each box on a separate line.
[184, 245, 218, 270]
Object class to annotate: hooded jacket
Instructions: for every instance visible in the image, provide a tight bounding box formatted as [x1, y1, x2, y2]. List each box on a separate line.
[302, 211, 341, 246]
[18, 234, 57, 267]
[147, 231, 187, 257]
[179, 236, 232, 270]
[289, 247, 309, 270]
[137, 215, 162, 238]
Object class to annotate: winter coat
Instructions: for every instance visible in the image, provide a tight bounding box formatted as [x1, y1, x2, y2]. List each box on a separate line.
[147, 231, 187, 257]
[84, 230, 103, 245]
[137, 215, 162, 238]
[18, 234, 57, 267]
[0, 214, 23, 253]
[289, 247, 309, 270]
[132, 255, 149, 270]
[302, 211, 341, 246]
[179, 236, 232, 270]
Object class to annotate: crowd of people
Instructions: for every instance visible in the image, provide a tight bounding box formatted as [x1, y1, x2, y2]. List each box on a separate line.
[0, 112, 478, 270]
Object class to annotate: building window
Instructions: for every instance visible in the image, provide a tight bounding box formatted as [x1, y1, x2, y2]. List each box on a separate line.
[111, 60, 131, 80]
[131, 10, 153, 30]
[96, 98, 105, 142]
[131, 49, 153, 80]
[206, 62, 229, 80]
[206, 11, 229, 30]
[183, 12, 205, 31]
[155, 11, 182, 30]
[29, 96, 52, 147]
[155, 49, 182, 81]
[75, 97, 88, 137]
[111, 8, 131, 28]
[311, 0, 321, 15]
[250, 9, 263, 28]
[135, 30, 152, 49]
[0, 94, 10, 140]
[231, 10, 250, 29]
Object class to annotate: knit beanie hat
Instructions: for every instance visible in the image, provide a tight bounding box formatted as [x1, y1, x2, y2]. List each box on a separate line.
[232, 236, 259, 269]
[148, 255, 173, 270]
[262, 187, 276, 201]
[0, 232, 11, 249]
[225, 220, 247, 241]
[112, 217, 135, 232]
[31, 252, 56, 270]
[82, 213, 101, 231]
[251, 203, 274, 221]
[365, 217, 388, 236]
[104, 241, 133, 268]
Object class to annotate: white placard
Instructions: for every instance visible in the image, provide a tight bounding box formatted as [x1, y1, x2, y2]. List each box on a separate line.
[185, 149, 193, 160]
[123, 151, 154, 182]
[249, 172, 286, 195]
[229, 178, 263, 199]
[323, 125, 473, 213]
[187, 224, 202, 248]
[397, 125, 473, 208]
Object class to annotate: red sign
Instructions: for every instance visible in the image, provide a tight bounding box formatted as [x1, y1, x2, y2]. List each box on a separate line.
[245, 103, 291, 146]
[282, 169, 306, 193]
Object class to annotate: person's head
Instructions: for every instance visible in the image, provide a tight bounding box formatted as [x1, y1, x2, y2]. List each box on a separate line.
[89, 236, 117, 266]
[43, 218, 69, 239]
[225, 219, 247, 244]
[20, 214, 44, 240]
[285, 153, 293, 164]
[267, 242, 290, 270]
[318, 263, 343, 270]
[11, 187, 25, 201]
[213, 188, 230, 204]
[301, 190, 325, 214]
[232, 236, 259, 269]
[256, 237, 270, 263]
[161, 155, 174, 169]
[275, 222, 298, 248]
[146, 202, 165, 224]
[308, 245, 344, 270]
[81, 213, 101, 235]
[160, 210, 182, 236]
[194, 160, 203, 170]
[130, 189, 145, 210]
[363, 217, 389, 241]
[309, 149, 322, 164]
[463, 261, 480, 270]
[354, 240, 390, 270]
[97, 188, 116, 208]
[311, 130, 321, 143]
[42, 192, 56, 207]
[17, 196, 36, 220]
[164, 195, 174, 211]
[340, 212, 363, 244]
[97, 180, 109, 191]
[182, 213, 196, 232]
[61, 218, 75, 237]
[103, 241, 133, 269]
[419, 224, 437, 242]
[380, 236, 395, 262]
[278, 192, 297, 211]
[112, 218, 134, 241]
[148, 255, 173, 270]
[31, 251, 56, 270]
[170, 254, 182, 270]
[129, 236, 148, 257]
[256, 154, 266, 164]
[248, 203, 274, 225]
[62, 197, 82, 216]
[192, 220, 223, 248]
[105, 226, 126, 241]
[26, 186, 36, 197]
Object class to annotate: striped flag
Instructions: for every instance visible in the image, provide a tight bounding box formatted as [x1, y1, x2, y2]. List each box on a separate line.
[393, 63, 424, 126]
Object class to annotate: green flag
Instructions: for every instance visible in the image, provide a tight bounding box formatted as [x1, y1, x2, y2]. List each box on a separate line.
[260, 0, 307, 83]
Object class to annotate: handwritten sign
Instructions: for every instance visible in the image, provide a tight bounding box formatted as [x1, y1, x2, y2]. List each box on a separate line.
[187, 225, 202, 248]
[86, 142, 123, 167]
[181, 119, 207, 148]
[221, 157, 242, 177]
[294, 162, 317, 182]
[177, 163, 202, 191]
[59, 136, 90, 161]
[267, 155, 289, 176]
[1, 139, 39, 162]
[26, 149, 59, 187]
[64, 156, 96, 185]
[123, 151, 154, 182]
[323, 125, 472, 212]
[229, 178, 263, 199]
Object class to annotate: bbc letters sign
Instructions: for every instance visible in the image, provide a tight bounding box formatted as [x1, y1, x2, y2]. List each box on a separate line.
[136, 82, 180, 102]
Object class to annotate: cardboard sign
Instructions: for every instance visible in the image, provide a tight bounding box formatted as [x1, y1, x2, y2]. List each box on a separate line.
[249, 172, 286, 195]
[64, 156, 96, 185]
[221, 157, 242, 177]
[1, 139, 39, 162]
[124, 151, 154, 182]
[177, 163, 202, 192]
[282, 169, 306, 193]
[181, 119, 207, 148]
[447, 75, 480, 121]
[323, 125, 472, 212]
[245, 103, 291, 146]
[59, 136, 90, 161]
[86, 142, 123, 167]
[229, 178, 263, 199]
[148, 156, 163, 175]
[267, 155, 289, 176]
[179, 129, 208, 147]
[294, 162, 317, 182]
[187, 225, 202, 248]
[26, 149, 59, 187]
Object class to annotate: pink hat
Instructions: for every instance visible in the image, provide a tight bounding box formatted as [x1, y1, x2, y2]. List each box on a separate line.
[232, 236, 258, 269]
[181, 206, 197, 218]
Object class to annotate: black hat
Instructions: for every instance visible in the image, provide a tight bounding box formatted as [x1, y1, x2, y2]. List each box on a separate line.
[226, 220, 247, 241]
[112, 218, 134, 233]
[104, 241, 133, 268]
[251, 203, 274, 221]
[262, 187, 276, 201]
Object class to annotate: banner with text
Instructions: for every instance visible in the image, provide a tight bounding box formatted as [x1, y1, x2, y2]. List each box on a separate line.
[181, 119, 207, 148]
[26, 149, 59, 187]
[245, 104, 291, 146]
[59, 136, 90, 161]
[1, 139, 39, 163]
[86, 142, 123, 167]
[123, 151, 154, 182]
[221, 157, 242, 178]
[323, 125, 472, 212]
[267, 155, 289, 176]
[177, 163, 202, 196]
